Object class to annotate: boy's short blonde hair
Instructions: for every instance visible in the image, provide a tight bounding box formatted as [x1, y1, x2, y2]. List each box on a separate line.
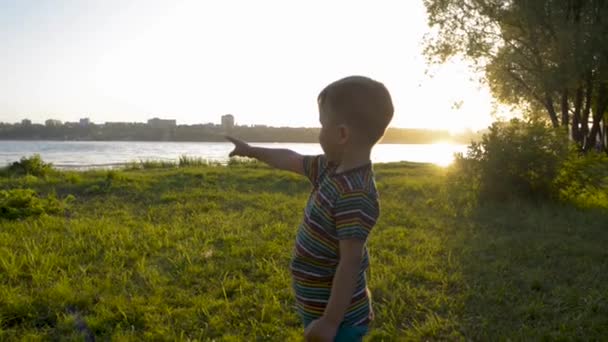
[318, 76, 394, 145]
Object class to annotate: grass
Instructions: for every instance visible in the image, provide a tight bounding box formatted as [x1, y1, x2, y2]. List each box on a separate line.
[123, 155, 224, 170]
[0, 161, 606, 340]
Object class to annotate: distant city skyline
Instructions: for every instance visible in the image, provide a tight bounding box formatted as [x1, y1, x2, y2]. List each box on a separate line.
[1, 116, 480, 144]
[3, 115, 479, 132]
[0, 0, 502, 132]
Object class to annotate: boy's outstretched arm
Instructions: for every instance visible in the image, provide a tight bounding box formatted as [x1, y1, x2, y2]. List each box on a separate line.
[226, 136, 304, 175]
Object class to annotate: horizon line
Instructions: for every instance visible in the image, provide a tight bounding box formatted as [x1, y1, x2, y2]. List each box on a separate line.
[3, 119, 483, 132]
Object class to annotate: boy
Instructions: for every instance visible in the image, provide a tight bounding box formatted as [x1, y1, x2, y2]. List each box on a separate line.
[226, 76, 393, 341]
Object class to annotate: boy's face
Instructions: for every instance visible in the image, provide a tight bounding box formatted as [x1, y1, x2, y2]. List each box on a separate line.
[318, 104, 348, 164]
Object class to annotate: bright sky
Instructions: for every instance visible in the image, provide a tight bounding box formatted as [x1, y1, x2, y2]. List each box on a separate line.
[0, 0, 498, 131]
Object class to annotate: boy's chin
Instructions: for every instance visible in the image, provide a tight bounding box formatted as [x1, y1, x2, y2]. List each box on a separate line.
[324, 155, 340, 164]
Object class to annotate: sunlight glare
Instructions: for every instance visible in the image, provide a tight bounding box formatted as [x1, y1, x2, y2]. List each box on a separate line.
[429, 142, 463, 167]
[372, 142, 467, 167]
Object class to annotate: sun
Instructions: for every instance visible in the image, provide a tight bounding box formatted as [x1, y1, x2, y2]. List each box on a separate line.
[448, 126, 468, 135]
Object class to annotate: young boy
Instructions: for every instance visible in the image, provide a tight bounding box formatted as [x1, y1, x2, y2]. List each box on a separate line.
[226, 76, 393, 341]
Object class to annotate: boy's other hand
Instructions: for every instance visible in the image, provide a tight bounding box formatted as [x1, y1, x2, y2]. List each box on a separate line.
[225, 136, 252, 158]
[304, 317, 338, 342]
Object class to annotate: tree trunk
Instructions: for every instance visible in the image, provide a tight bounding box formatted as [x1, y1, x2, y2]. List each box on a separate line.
[599, 82, 608, 152]
[601, 114, 607, 153]
[545, 95, 560, 128]
[561, 88, 569, 132]
[604, 114, 608, 154]
[585, 82, 608, 152]
[581, 72, 593, 146]
[572, 85, 584, 145]
[586, 121, 601, 151]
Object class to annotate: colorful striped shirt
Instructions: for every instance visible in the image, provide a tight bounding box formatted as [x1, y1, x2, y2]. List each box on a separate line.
[290, 154, 379, 327]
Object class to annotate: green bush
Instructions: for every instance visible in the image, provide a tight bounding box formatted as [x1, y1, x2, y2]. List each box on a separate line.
[8, 154, 54, 177]
[451, 119, 569, 201]
[554, 151, 608, 209]
[105, 170, 126, 182]
[0, 189, 71, 220]
[64, 172, 83, 184]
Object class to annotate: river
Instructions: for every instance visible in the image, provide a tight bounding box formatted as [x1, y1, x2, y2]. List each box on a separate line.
[0, 141, 468, 168]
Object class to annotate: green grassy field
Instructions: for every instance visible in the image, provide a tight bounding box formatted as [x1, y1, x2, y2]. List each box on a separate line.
[1, 162, 607, 341]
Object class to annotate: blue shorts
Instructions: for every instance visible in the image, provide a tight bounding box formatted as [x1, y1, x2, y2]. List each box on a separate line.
[303, 319, 369, 342]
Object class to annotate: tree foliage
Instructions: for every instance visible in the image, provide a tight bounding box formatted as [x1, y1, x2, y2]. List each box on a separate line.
[424, 0, 608, 152]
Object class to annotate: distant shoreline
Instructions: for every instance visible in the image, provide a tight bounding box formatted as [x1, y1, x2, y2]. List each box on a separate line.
[0, 138, 470, 144]
[0, 124, 482, 144]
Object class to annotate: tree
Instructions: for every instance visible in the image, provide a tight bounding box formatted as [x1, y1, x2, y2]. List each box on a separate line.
[424, 0, 608, 152]
[45, 119, 63, 127]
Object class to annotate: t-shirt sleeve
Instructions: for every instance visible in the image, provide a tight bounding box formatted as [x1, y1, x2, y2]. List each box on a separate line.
[302, 154, 328, 185]
[333, 190, 379, 240]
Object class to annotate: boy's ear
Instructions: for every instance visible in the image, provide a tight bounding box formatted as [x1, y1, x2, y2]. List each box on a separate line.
[337, 124, 349, 144]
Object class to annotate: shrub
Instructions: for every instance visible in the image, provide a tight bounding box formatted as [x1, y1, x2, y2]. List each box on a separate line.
[0, 189, 71, 220]
[554, 151, 608, 209]
[105, 170, 125, 182]
[64, 172, 83, 184]
[8, 154, 54, 177]
[451, 119, 569, 201]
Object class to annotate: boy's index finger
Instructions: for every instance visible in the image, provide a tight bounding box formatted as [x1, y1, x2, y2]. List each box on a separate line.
[224, 135, 238, 144]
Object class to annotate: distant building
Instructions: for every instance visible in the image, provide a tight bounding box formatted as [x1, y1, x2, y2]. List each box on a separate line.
[45, 119, 62, 127]
[147, 117, 177, 128]
[221, 114, 235, 129]
[79, 118, 91, 126]
[21, 119, 32, 126]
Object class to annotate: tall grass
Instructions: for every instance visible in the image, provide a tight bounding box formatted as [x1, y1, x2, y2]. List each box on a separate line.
[124, 155, 221, 170]
[178, 155, 219, 167]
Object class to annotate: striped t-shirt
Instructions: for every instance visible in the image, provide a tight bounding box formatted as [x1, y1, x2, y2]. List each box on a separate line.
[290, 154, 379, 327]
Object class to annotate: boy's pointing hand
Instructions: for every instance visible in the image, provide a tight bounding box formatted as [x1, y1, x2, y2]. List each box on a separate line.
[225, 136, 252, 158]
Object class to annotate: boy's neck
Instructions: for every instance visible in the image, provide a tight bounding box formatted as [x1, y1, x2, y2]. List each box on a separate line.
[335, 147, 372, 173]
